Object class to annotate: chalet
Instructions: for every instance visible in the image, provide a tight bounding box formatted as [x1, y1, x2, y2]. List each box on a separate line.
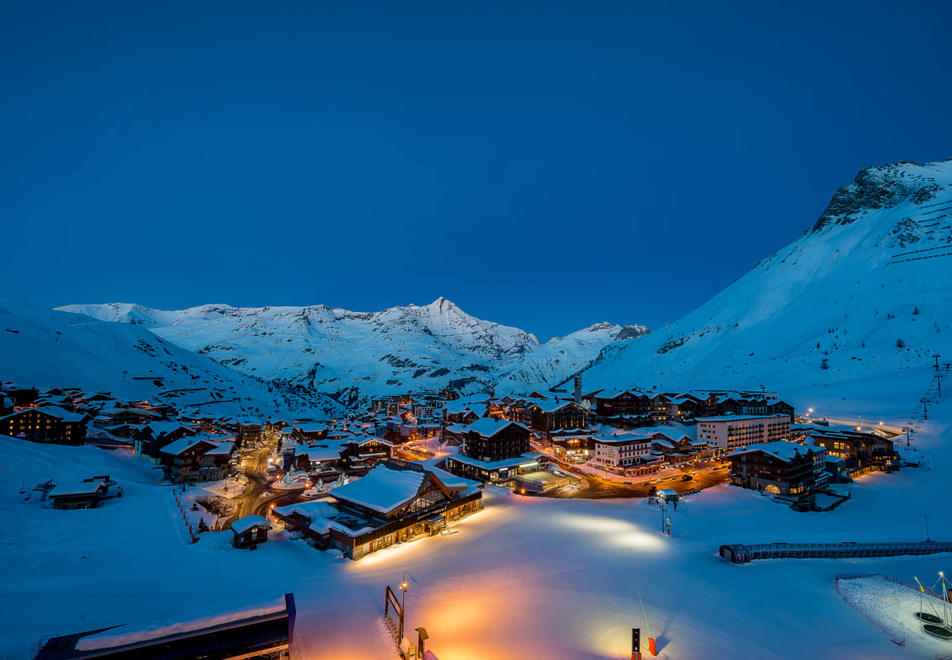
[443, 400, 483, 424]
[667, 395, 702, 421]
[0, 406, 88, 445]
[297, 422, 331, 443]
[231, 515, 272, 549]
[728, 441, 829, 497]
[524, 400, 589, 432]
[547, 428, 595, 461]
[649, 394, 673, 423]
[236, 421, 263, 447]
[273, 460, 482, 559]
[460, 418, 531, 463]
[131, 421, 199, 462]
[294, 445, 343, 472]
[104, 407, 162, 426]
[593, 390, 652, 420]
[341, 436, 394, 468]
[769, 400, 796, 422]
[35, 593, 296, 660]
[159, 436, 234, 482]
[717, 395, 772, 417]
[49, 476, 121, 509]
[806, 429, 899, 475]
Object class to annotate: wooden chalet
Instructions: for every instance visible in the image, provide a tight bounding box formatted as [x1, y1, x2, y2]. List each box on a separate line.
[273, 460, 482, 559]
[593, 390, 653, 419]
[231, 515, 272, 549]
[159, 436, 234, 482]
[341, 436, 393, 468]
[0, 406, 88, 445]
[728, 441, 829, 497]
[523, 400, 588, 432]
[807, 429, 898, 475]
[460, 417, 531, 463]
[49, 476, 121, 510]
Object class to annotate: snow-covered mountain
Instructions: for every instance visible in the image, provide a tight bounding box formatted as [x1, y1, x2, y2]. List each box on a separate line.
[0, 298, 344, 419]
[583, 158, 952, 408]
[59, 298, 648, 405]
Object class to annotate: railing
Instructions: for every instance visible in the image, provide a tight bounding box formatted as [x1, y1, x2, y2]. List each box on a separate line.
[720, 540, 952, 564]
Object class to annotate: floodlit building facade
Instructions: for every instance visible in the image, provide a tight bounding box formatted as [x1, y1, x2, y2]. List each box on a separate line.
[696, 414, 791, 452]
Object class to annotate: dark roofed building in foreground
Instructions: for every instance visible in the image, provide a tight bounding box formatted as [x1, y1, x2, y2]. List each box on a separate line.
[273, 460, 482, 559]
[34, 593, 295, 660]
[728, 441, 829, 497]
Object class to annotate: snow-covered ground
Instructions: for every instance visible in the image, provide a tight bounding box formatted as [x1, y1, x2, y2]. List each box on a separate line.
[836, 575, 952, 656]
[2, 391, 950, 659]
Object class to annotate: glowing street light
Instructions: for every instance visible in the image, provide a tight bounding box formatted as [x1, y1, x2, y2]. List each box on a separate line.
[399, 573, 409, 640]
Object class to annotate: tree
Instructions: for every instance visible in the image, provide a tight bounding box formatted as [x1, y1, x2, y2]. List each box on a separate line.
[821, 358, 829, 370]
[197, 519, 210, 533]
[897, 339, 906, 348]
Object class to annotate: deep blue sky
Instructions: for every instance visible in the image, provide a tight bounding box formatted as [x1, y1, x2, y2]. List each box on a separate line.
[2, 2, 950, 340]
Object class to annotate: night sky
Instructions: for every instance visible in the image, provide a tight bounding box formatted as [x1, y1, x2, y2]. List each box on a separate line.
[3, 1, 950, 340]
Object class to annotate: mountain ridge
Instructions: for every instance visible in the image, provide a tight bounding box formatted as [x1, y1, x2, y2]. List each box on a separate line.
[59, 298, 649, 405]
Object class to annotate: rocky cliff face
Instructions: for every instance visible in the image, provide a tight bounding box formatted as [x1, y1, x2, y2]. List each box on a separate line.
[811, 159, 948, 232]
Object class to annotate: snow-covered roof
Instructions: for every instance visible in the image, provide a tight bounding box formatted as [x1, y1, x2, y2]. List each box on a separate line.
[352, 436, 394, 447]
[203, 441, 234, 456]
[594, 433, 654, 446]
[531, 400, 581, 413]
[159, 436, 217, 456]
[696, 414, 789, 423]
[231, 515, 272, 535]
[74, 596, 289, 652]
[729, 440, 825, 463]
[447, 452, 543, 471]
[331, 463, 427, 515]
[464, 417, 529, 438]
[298, 447, 342, 462]
[0, 405, 87, 423]
[142, 421, 199, 435]
[50, 480, 107, 497]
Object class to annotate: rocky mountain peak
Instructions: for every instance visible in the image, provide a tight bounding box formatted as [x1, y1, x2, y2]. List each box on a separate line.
[811, 160, 946, 233]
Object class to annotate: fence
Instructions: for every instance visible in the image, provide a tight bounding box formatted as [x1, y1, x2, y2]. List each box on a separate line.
[719, 540, 952, 564]
[172, 488, 199, 543]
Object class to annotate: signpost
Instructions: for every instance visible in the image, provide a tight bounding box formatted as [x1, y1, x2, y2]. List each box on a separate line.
[631, 627, 640, 660]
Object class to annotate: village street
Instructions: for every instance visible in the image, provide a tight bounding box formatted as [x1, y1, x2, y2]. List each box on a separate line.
[225, 442, 303, 528]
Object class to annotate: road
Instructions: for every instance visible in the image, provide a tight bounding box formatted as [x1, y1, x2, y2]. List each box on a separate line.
[224, 443, 304, 528]
[539, 452, 731, 499]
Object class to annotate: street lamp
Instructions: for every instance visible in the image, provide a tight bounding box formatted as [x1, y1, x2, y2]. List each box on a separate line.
[399, 574, 409, 640]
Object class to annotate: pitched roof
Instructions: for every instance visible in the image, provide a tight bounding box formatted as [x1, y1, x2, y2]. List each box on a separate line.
[159, 436, 218, 457]
[331, 463, 427, 515]
[464, 417, 529, 438]
[0, 405, 88, 423]
[729, 440, 824, 463]
[231, 515, 272, 535]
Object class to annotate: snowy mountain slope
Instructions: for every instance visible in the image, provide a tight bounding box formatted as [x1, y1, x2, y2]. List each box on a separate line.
[0, 298, 343, 419]
[583, 158, 952, 405]
[60, 298, 648, 404]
